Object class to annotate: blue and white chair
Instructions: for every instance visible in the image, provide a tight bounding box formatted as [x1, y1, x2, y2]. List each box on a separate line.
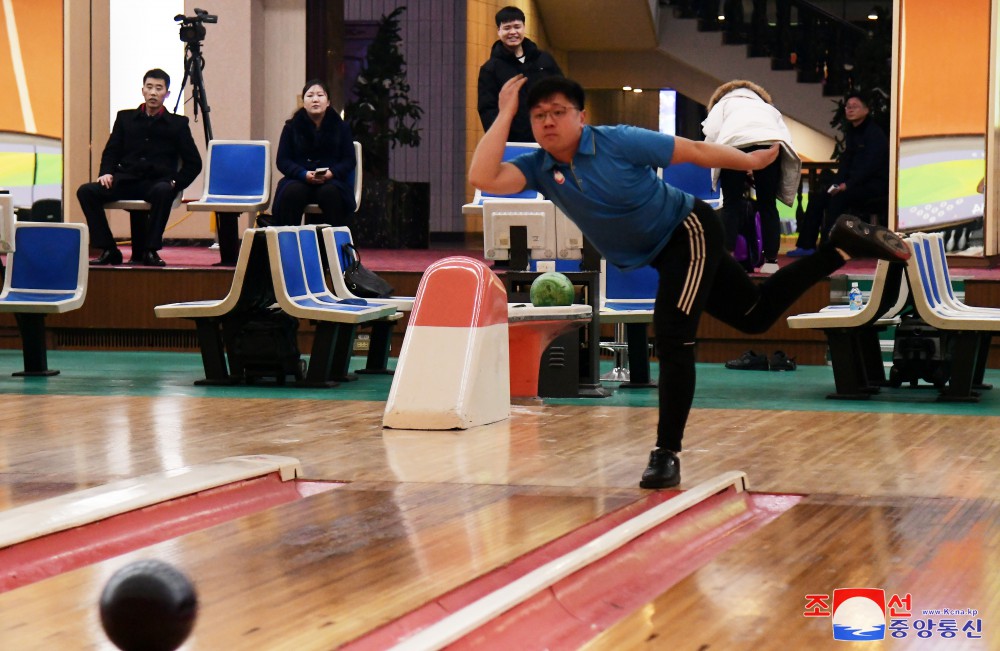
[302, 141, 364, 220]
[598, 260, 659, 388]
[186, 140, 271, 266]
[321, 226, 414, 312]
[660, 162, 723, 209]
[318, 225, 409, 375]
[787, 259, 908, 399]
[104, 190, 183, 259]
[0, 222, 88, 376]
[463, 142, 548, 219]
[154, 228, 275, 384]
[903, 235, 1000, 401]
[264, 226, 396, 386]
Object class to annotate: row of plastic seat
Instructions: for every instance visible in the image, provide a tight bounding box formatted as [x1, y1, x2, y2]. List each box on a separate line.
[153, 225, 398, 386]
[107, 140, 363, 265]
[786, 232, 996, 402]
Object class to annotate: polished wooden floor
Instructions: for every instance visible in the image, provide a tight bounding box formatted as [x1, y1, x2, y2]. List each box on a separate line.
[1, 371, 998, 649]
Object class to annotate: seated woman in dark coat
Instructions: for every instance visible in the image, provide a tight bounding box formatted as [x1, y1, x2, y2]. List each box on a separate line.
[274, 79, 357, 227]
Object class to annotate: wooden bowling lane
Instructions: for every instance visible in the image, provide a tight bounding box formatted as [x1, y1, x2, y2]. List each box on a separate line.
[0, 481, 640, 649]
[3, 394, 999, 510]
[582, 494, 999, 650]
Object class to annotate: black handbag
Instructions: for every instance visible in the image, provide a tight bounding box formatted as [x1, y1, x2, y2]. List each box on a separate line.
[342, 242, 394, 298]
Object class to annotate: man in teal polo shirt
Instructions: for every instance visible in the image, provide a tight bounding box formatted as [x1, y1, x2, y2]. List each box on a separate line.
[469, 75, 910, 490]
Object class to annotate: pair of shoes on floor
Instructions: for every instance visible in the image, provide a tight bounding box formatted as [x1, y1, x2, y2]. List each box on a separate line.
[90, 248, 123, 266]
[829, 214, 910, 262]
[725, 349, 797, 371]
[129, 251, 166, 267]
[785, 247, 815, 257]
[639, 448, 680, 489]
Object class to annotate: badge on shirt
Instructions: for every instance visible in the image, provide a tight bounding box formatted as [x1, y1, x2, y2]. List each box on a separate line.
[553, 169, 565, 185]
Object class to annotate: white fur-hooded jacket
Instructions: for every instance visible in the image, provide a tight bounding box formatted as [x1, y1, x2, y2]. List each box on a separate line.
[701, 82, 801, 206]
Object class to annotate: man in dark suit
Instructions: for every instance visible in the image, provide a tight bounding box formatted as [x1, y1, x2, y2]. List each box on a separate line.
[477, 6, 563, 143]
[77, 68, 202, 266]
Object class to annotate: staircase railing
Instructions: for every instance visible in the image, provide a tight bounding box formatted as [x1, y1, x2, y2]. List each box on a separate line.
[666, 0, 876, 97]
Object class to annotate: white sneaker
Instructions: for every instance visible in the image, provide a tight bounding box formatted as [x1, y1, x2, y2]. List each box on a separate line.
[759, 262, 780, 274]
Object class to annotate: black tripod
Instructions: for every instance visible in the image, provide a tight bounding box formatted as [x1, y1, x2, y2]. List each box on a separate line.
[175, 39, 213, 143]
[176, 36, 239, 264]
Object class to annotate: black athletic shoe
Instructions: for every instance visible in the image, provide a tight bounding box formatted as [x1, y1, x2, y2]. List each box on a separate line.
[829, 215, 910, 262]
[769, 350, 797, 371]
[725, 350, 770, 371]
[639, 449, 681, 489]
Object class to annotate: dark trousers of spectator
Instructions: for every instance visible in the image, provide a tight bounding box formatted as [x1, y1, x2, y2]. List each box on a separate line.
[796, 186, 887, 250]
[719, 146, 783, 261]
[77, 178, 176, 252]
[274, 180, 353, 229]
[794, 190, 833, 250]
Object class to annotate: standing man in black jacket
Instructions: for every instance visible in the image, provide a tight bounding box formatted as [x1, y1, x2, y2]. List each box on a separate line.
[477, 6, 563, 143]
[77, 68, 202, 267]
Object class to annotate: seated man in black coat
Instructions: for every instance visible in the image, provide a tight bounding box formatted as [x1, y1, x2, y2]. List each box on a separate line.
[790, 92, 889, 256]
[77, 68, 202, 267]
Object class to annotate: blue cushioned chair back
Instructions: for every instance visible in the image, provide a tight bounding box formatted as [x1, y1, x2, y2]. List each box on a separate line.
[529, 259, 582, 273]
[333, 229, 354, 274]
[298, 229, 328, 295]
[11, 225, 82, 291]
[605, 263, 659, 301]
[481, 143, 542, 201]
[919, 238, 940, 307]
[928, 235, 959, 303]
[208, 143, 268, 199]
[276, 230, 308, 297]
[661, 162, 720, 202]
[912, 238, 938, 309]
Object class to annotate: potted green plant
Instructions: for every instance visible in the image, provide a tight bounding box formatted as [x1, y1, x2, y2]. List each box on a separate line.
[345, 6, 428, 248]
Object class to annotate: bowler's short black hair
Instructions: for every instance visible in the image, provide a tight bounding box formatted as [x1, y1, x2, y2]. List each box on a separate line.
[527, 76, 584, 111]
[496, 6, 525, 26]
[143, 68, 170, 89]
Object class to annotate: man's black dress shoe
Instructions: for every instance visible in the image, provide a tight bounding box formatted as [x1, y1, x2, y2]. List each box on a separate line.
[639, 448, 681, 489]
[91, 249, 123, 266]
[829, 215, 910, 262]
[142, 250, 166, 267]
[128, 250, 145, 264]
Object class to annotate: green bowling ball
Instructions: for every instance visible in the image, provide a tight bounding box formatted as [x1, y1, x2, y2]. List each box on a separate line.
[529, 272, 575, 307]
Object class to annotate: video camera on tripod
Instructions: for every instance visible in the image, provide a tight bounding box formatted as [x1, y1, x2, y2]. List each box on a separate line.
[173, 8, 217, 142]
[175, 8, 217, 44]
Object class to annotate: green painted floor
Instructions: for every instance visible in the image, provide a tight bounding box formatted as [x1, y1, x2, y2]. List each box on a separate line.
[1, 349, 997, 416]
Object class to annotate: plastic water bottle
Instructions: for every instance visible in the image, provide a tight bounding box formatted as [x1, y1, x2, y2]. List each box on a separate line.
[849, 281, 863, 311]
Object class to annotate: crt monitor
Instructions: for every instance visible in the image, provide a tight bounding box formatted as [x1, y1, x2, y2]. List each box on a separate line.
[482, 200, 557, 270]
[554, 207, 583, 261]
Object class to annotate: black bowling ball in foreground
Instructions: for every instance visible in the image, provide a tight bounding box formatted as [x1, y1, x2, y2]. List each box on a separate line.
[99, 559, 198, 651]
